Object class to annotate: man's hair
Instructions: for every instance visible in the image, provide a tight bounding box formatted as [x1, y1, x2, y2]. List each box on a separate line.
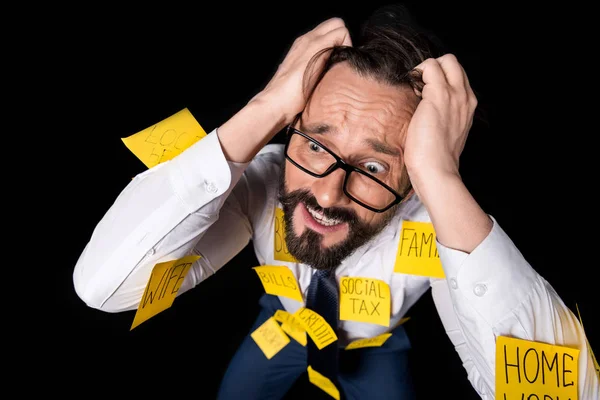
[302, 3, 447, 195]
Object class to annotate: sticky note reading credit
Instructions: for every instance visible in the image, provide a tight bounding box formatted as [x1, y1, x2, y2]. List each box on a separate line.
[339, 277, 391, 327]
[394, 220, 445, 278]
[274, 207, 298, 262]
[130, 254, 200, 330]
[251, 317, 290, 359]
[273, 310, 307, 346]
[294, 307, 337, 349]
[253, 265, 303, 302]
[307, 366, 340, 399]
[121, 108, 207, 169]
[495, 336, 579, 400]
[345, 333, 392, 350]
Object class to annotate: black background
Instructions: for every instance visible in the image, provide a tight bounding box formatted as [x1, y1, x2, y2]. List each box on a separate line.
[28, 1, 598, 398]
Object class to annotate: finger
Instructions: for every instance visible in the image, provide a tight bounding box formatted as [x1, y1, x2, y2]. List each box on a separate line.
[413, 58, 447, 87]
[436, 54, 465, 89]
[310, 17, 347, 37]
[316, 25, 352, 48]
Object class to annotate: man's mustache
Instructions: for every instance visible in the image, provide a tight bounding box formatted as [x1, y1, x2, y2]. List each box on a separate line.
[279, 189, 358, 224]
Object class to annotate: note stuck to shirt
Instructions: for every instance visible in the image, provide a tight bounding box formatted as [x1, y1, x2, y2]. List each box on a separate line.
[393, 220, 445, 278]
[274, 207, 298, 262]
[273, 310, 307, 346]
[253, 265, 303, 302]
[307, 366, 340, 400]
[251, 317, 291, 359]
[339, 277, 391, 327]
[294, 307, 337, 350]
[345, 333, 393, 350]
[130, 254, 200, 330]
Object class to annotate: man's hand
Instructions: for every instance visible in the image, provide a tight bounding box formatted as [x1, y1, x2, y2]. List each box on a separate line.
[403, 54, 478, 198]
[253, 17, 352, 125]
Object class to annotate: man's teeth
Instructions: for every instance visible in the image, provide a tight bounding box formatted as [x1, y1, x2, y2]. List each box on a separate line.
[307, 207, 342, 226]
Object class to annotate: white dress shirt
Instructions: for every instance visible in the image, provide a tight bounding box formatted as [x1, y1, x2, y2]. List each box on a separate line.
[73, 129, 599, 399]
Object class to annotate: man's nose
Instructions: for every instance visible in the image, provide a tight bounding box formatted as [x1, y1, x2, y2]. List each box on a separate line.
[311, 169, 350, 209]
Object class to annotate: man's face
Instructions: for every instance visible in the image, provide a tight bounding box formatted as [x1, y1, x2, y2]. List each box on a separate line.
[279, 62, 419, 270]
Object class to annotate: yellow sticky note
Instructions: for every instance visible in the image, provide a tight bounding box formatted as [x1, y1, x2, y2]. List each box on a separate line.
[339, 277, 391, 327]
[251, 317, 291, 359]
[576, 304, 600, 378]
[121, 108, 207, 169]
[130, 254, 200, 330]
[345, 333, 393, 350]
[253, 265, 303, 302]
[496, 336, 579, 399]
[394, 220, 445, 278]
[395, 316, 411, 327]
[274, 207, 298, 263]
[274, 310, 307, 346]
[307, 366, 340, 400]
[294, 307, 337, 350]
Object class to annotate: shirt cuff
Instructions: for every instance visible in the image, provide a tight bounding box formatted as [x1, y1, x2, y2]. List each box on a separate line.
[436, 216, 539, 325]
[168, 128, 248, 214]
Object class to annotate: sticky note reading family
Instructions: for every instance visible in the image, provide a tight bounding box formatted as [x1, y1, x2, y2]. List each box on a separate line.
[251, 317, 291, 359]
[253, 265, 303, 302]
[295, 307, 337, 349]
[339, 277, 391, 327]
[121, 108, 207, 169]
[394, 220, 444, 278]
[496, 336, 579, 400]
[274, 310, 307, 346]
[130, 254, 200, 330]
[274, 207, 298, 262]
[307, 366, 340, 400]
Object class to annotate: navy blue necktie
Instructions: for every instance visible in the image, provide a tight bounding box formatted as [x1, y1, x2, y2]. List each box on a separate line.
[306, 269, 339, 380]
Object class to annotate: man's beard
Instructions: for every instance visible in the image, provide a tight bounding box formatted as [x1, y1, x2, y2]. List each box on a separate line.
[278, 164, 396, 271]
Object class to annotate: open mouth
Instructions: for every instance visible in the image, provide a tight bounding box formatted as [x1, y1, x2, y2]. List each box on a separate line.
[299, 202, 347, 234]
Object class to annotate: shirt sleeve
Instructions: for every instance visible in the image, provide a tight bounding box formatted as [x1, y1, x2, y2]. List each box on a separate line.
[72, 129, 254, 312]
[431, 216, 599, 399]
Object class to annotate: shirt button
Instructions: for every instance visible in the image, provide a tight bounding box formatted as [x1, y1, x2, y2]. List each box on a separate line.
[449, 278, 458, 289]
[146, 248, 155, 257]
[473, 283, 487, 297]
[205, 181, 218, 193]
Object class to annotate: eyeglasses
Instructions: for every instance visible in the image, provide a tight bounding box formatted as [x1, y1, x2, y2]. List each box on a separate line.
[284, 115, 409, 213]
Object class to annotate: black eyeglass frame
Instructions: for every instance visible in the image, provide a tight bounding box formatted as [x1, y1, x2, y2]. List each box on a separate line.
[284, 117, 409, 213]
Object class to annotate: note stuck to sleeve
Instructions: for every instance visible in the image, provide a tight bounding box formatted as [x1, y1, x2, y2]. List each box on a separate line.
[345, 333, 392, 350]
[130, 254, 200, 330]
[294, 307, 337, 350]
[339, 277, 391, 327]
[274, 207, 298, 263]
[253, 265, 303, 302]
[307, 366, 340, 400]
[393, 220, 445, 278]
[121, 108, 207, 169]
[251, 317, 290, 359]
[495, 336, 579, 399]
[273, 310, 307, 346]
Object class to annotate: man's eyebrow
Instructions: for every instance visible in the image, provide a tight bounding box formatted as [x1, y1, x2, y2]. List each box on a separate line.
[300, 121, 401, 157]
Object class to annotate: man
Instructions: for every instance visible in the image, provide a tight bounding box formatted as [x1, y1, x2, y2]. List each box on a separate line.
[72, 4, 599, 399]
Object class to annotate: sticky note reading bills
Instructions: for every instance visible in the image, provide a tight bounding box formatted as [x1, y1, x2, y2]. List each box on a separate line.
[130, 254, 200, 330]
[495, 336, 579, 400]
[122, 108, 207, 169]
[253, 265, 303, 302]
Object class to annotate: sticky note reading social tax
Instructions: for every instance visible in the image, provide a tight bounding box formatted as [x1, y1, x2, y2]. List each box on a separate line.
[307, 366, 340, 400]
[294, 307, 337, 350]
[345, 333, 392, 350]
[251, 317, 291, 359]
[273, 310, 307, 346]
[495, 336, 579, 400]
[339, 277, 391, 327]
[274, 207, 298, 262]
[576, 304, 600, 378]
[121, 108, 207, 169]
[253, 265, 303, 302]
[394, 220, 445, 278]
[130, 254, 200, 330]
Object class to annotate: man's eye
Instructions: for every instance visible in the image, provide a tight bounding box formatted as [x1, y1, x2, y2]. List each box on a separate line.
[309, 142, 324, 152]
[363, 161, 386, 174]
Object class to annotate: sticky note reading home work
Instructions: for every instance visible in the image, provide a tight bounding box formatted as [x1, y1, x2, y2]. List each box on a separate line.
[121, 108, 207, 169]
[273, 310, 307, 346]
[307, 366, 340, 400]
[345, 333, 392, 350]
[496, 336, 579, 400]
[394, 220, 445, 278]
[274, 207, 298, 263]
[339, 277, 391, 327]
[251, 317, 291, 359]
[295, 307, 337, 349]
[253, 265, 303, 302]
[130, 254, 200, 330]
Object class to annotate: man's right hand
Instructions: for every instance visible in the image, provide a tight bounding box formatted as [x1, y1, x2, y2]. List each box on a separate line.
[253, 17, 352, 125]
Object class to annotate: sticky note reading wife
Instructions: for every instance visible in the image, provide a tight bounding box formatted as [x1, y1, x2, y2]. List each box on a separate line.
[121, 108, 207, 169]
[339, 277, 391, 327]
[253, 265, 303, 302]
[394, 220, 445, 278]
[496, 336, 579, 400]
[130, 254, 200, 330]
